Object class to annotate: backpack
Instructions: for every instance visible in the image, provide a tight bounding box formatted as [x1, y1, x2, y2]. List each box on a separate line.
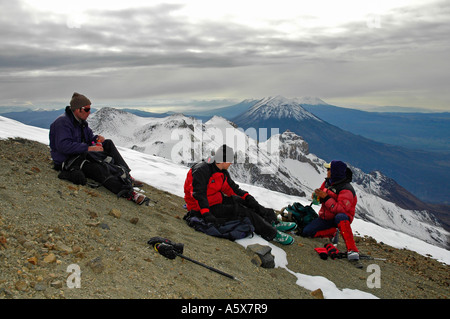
[183, 211, 255, 241]
[282, 202, 318, 234]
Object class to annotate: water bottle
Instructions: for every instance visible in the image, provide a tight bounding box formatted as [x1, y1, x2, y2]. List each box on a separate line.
[312, 194, 320, 205]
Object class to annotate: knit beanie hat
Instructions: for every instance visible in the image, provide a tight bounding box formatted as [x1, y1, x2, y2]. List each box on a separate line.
[329, 160, 347, 184]
[70, 92, 91, 111]
[213, 144, 234, 163]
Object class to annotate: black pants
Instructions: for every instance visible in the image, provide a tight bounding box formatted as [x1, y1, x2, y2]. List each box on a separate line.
[101, 139, 130, 172]
[53, 139, 129, 172]
[56, 139, 133, 197]
[210, 196, 277, 241]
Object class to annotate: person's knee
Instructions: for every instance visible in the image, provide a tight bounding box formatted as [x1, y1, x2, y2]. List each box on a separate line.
[334, 213, 350, 225]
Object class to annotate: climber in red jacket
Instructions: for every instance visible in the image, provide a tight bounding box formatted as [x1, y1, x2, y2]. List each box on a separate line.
[302, 160, 360, 260]
[184, 144, 295, 245]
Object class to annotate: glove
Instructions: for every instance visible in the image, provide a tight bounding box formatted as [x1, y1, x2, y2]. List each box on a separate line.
[325, 243, 339, 259]
[202, 212, 218, 225]
[314, 247, 328, 260]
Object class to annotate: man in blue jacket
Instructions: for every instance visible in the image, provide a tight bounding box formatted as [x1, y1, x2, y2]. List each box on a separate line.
[49, 92, 146, 205]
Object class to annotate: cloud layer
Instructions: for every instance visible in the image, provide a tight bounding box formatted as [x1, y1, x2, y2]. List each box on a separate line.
[1, 0, 449, 110]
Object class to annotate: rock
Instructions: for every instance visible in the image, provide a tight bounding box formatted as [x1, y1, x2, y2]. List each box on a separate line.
[246, 244, 275, 268]
[86, 221, 100, 227]
[87, 257, 105, 274]
[109, 209, 121, 219]
[15, 280, 28, 291]
[251, 255, 262, 267]
[27, 256, 38, 265]
[50, 280, 63, 289]
[43, 253, 56, 264]
[23, 240, 35, 250]
[247, 244, 272, 257]
[311, 288, 324, 299]
[99, 223, 110, 230]
[34, 282, 47, 291]
[130, 217, 139, 224]
[56, 241, 73, 254]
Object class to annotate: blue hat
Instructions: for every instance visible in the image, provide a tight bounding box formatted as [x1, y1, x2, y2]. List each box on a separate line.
[328, 160, 347, 184]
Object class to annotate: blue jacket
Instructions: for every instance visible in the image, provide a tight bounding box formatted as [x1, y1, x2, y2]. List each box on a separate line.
[49, 106, 97, 166]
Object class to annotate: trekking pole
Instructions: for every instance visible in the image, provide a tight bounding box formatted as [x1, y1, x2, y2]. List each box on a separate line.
[359, 254, 387, 261]
[148, 237, 237, 280]
[175, 252, 236, 280]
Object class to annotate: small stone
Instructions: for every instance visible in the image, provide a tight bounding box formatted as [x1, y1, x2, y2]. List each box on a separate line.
[43, 253, 56, 263]
[130, 217, 139, 224]
[72, 245, 82, 254]
[99, 223, 110, 230]
[23, 241, 35, 249]
[56, 242, 72, 254]
[34, 282, 47, 291]
[311, 288, 324, 299]
[86, 221, 100, 227]
[88, 257, 105, 274]
[251, 255, 262, 267]
[109, 209, 121, 219]
[27, 256, 38, 265]
[50, 280, 63, 289]
[15, 280, 28, 291]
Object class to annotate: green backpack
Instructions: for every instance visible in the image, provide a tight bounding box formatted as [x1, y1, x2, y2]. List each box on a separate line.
[282, 202, 318, 234]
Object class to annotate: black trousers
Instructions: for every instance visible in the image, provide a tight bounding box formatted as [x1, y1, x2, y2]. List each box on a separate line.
[56, 139, 133, 197]
[101, 139, 130, 172]
[53, 139, 129, 172]
[210, 196, 277, 241]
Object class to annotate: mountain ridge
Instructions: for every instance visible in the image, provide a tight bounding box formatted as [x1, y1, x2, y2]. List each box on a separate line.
[86, 108, 449, 248]
[231, 96, 450, 208]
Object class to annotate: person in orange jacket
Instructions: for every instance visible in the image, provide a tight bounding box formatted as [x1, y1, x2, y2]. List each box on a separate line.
[302, 160, 360, 260]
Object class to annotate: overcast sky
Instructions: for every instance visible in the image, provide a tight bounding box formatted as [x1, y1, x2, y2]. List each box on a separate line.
[1, 0, 449, 112]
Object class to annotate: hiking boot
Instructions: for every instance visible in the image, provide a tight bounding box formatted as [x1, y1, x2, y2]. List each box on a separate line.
[273, 221, 297, 232]
[273, 231, 294, 245]
[129, 191, 147, 205]
[347, 251, 360, 261]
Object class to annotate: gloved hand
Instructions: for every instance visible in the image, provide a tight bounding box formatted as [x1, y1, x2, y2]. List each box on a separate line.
[203, 212, 218, 225]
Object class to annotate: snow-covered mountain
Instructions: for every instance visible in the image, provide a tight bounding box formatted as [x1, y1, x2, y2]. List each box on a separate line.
[1, 114, 449, 264]
[293, 96, 329, 105]
[235, 95, 322, 123]
[88, 108, 449, 249]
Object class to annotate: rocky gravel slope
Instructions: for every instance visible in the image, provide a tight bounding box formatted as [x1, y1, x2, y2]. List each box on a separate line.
[0, 138, 448, 300]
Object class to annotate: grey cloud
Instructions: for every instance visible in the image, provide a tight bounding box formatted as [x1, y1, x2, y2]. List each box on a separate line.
[0, 0, 449, 109]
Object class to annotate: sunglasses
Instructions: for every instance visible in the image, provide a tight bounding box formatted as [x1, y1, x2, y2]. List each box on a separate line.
[81, 106, 91, 113]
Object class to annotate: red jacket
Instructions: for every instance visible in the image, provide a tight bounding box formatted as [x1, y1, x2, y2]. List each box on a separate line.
[184, 161, 248, 215]
[318, 179, 357, 222]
